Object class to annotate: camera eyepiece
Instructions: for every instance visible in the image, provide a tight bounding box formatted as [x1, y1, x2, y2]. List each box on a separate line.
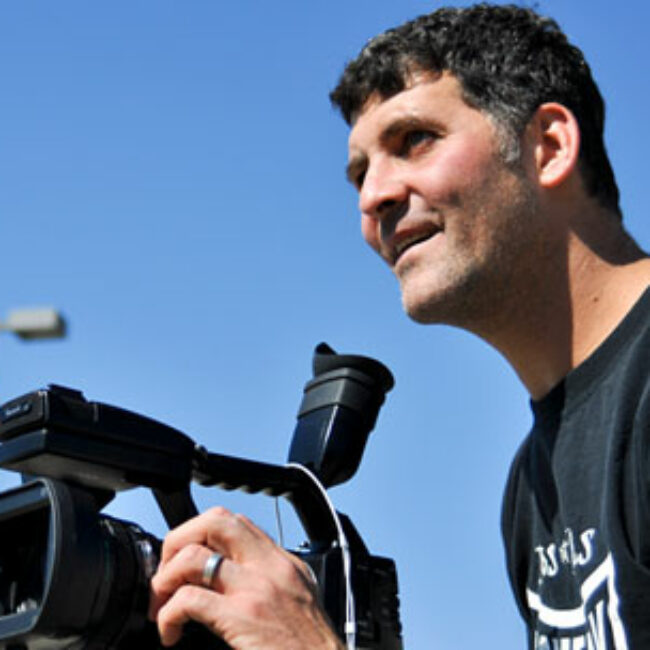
[287, 343, 395, 487]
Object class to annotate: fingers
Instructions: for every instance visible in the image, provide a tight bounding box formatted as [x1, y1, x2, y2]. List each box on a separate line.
[149, 543, 228, 618]
[155, 572, 327, 649]
[157, 507, 316, 592]
[155, 584, 225, 647]
[150, 506, 280, 621]
[159, 506, 273, 566]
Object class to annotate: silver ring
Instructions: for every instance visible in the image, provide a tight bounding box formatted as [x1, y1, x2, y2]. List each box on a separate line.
[202, 552, 223, 588]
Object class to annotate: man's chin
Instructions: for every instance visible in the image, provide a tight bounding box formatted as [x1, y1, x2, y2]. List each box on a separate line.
[400, 281, 477, 327]
[401, 292, 446, 325]
[396, 268, 456, 324]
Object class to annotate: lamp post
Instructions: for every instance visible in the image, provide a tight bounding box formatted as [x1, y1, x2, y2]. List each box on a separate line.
[0, 308, 66, 340]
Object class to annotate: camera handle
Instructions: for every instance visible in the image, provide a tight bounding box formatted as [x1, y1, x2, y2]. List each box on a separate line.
[192, 447, 340, 546]
[152, 483, 199, 529]
[148, 446, 341, 545]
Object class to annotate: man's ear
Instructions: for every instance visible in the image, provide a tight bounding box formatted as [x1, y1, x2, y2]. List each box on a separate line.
[529, 103, 580, 188]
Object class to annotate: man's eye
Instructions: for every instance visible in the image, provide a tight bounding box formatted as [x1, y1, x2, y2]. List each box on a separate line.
[401, 130, 436, 155]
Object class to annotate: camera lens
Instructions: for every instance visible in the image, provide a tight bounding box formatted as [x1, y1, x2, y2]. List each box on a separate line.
[0, 480, 167, 649]
[0, 497, 48, 618]
[81, 515, 162, 648]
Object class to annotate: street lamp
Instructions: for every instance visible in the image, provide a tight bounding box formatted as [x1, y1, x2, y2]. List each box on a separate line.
[0, 308, 66, 340]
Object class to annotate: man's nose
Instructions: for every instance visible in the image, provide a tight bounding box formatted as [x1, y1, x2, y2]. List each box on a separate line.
[358, 158, 407, 221]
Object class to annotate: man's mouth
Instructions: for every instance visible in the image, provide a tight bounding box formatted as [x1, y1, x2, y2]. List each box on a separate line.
[391, 226, 441, 263]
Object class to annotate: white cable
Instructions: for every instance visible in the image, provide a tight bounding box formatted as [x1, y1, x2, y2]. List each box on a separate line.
[286, 463, 356, 650]
[274, 497, 285, 547]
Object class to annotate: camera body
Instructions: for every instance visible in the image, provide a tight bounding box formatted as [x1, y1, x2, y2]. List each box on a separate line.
[0, 344, 402, 649]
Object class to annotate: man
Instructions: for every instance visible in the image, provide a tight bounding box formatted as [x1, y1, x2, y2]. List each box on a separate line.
[150, 5, 650, 648]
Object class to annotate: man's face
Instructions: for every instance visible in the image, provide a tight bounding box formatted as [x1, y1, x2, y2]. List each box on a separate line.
[347, 72, 540, 329]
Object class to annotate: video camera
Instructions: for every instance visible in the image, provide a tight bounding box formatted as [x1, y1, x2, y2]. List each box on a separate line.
[0, 343, 402, 649]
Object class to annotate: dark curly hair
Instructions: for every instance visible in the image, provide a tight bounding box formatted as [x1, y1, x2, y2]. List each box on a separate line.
[330, 4, 620, 215]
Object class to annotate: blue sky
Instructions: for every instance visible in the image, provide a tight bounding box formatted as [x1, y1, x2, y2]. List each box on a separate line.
[1, 1, 649, 648]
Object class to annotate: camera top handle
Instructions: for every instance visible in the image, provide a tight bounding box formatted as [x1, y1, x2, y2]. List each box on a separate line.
[0, 343, 394, 548]
[190, 450, 337, 545]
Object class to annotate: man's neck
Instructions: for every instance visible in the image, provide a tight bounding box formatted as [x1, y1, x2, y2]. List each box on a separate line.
[482, 210, 650, 400]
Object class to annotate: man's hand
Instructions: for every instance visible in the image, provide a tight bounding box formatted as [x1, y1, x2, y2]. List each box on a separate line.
[149, 506, 344, 649]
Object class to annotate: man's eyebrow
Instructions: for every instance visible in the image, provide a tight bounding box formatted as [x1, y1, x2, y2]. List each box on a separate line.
[380, 115, 435, 142]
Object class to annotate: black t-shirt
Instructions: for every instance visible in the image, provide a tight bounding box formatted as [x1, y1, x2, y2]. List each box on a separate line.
[502, 288, 650, 649]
